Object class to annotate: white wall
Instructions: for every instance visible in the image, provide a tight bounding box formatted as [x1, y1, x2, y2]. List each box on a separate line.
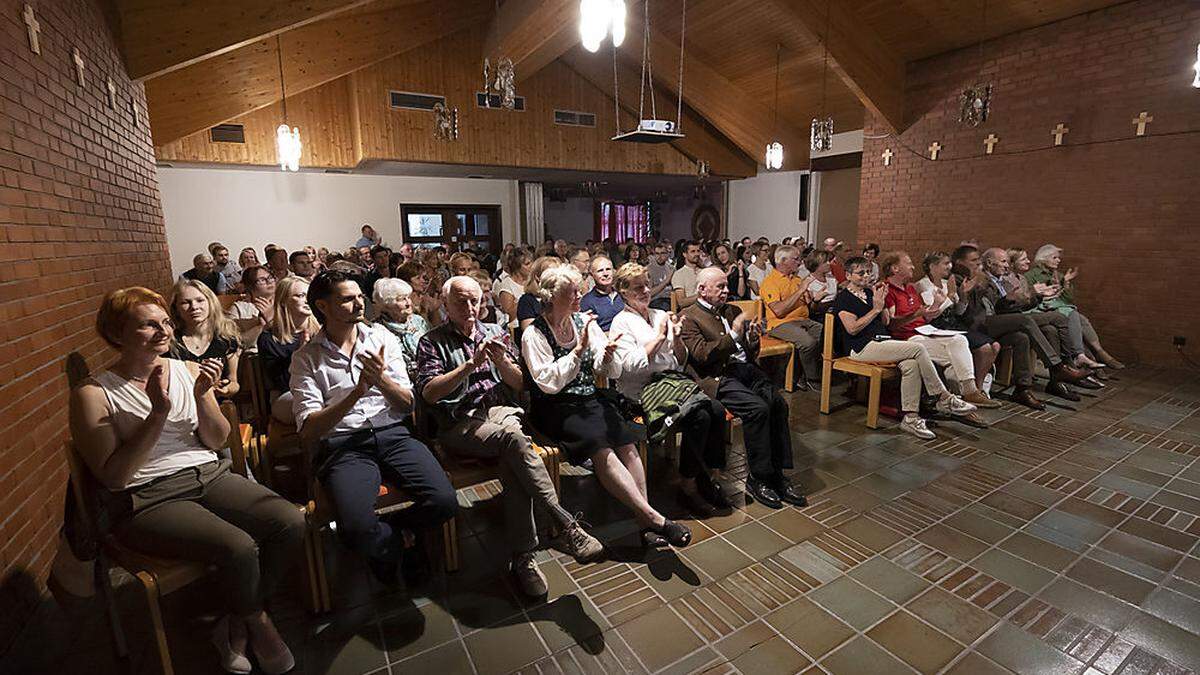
[726, 170, 812, 244]
[159, 167, 520, 276]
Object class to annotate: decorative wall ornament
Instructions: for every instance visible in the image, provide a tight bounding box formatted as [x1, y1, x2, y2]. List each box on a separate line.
[927, 141, 942, 160]
[810, 117, 833, 152]
[983, 133, 999, 154]
[432, 102, 458, 141]
[1051, 123, 1069, 146]
[958, 84, 992, 127]
[22, 4, 40, 54]
[482, 58, 517, 110]
[105, 77, 116, 109]
[696, 159, 710, 180]
[1192, 43, 1199, 88]
[1131, 111, 1153, 136]
[881, 148, 893, 166]
[128, 96, 137, 126]
[72, 48, 85, 86]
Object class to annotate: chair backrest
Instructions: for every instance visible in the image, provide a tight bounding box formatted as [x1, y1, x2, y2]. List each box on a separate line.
[219, 401, 249, 479]
[242, 352, 271, 434]
[823, 312, 835, 361]
[728, 299, 761, 321]
[217, 294, 239, 312]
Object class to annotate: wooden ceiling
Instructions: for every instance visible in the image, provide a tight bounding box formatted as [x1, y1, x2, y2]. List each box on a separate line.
[122, 0, 1130, 173]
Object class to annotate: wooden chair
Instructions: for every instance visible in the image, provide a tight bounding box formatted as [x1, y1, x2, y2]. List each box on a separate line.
[65, 402, 319, 675]
[216, 294, 239, 312]
[818, 312, 899, 429]
[992, 345, 1014, 389]
[729, 299, 795, 393]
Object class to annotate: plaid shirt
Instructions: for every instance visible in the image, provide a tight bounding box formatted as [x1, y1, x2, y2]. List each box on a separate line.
[414, 320, 518, 421]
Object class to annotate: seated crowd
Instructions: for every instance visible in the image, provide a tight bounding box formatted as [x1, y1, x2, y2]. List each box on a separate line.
[72, 224, 1121, 673]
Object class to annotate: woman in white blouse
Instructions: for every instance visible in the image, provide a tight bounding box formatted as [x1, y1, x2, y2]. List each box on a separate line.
[521, 263, 691, 549]
[610, 264, 729, 518]
[917, 251, 1001, 394]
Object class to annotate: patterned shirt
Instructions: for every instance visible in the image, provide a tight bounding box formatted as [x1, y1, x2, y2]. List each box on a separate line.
[414, 320, 518, 421]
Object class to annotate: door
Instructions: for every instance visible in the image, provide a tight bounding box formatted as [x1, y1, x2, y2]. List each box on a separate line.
[399, 204, 502, 256]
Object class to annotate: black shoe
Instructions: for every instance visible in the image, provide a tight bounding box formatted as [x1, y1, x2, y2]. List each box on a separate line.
[746, 476, 783, 509]
[1075, 376, 1104, 390]
[698, 475, 732, 510]
[1046, 380, 1081, 401]
[654, 519, 692, 547]
[400, 534, 431, 588]
[792, 378, 811, 392]
[677, 488, 716, 518]
[367, 556, 400, 587]
[774, 477, 808, 508]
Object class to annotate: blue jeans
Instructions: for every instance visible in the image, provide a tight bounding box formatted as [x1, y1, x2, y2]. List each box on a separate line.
[319, 422, 456, 563]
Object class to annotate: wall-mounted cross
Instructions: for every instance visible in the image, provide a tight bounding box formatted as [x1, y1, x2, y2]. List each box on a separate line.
[72, 48, 85, 87]
[23, 4, 40, 55]
[928, 142, 941, 160]
[1132, 111, 1153, 137]
[128, 96, 137, 126]
[881, 148, 893, 166]
[1051, 123, 1069, 146]
[984, 134, 999, 155]
[105, 77, 116, 109]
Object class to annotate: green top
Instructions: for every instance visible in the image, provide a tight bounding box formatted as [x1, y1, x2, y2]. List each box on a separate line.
[1024, 264, 1075, 310]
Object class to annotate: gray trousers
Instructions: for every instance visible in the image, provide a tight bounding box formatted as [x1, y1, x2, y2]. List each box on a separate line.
[768, 318, 823, 381]
[1030, 310, 1076, 359]
[438, 405, 568, 555]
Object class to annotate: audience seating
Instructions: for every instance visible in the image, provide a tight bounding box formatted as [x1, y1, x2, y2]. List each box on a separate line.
[729, 299, 795, 393]
[65, 402, 318, 675]
[216, 294, 239, 312]
[818, 312, 899, 428]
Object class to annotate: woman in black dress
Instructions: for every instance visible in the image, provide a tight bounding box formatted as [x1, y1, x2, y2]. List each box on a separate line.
[520, 263, 690, 549]
[168, 279, 241, 399]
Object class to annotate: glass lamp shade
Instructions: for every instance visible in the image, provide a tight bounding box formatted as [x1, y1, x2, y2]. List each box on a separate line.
[579, 0, 610, 53]
[610, 1, 626, 47]
[1192, 44, 1200, 88]
[765, 141, 784, 171]
[276, 124, 302, 172]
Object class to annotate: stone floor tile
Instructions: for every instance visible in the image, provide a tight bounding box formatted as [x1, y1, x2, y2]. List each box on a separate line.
[866, 610, 963, 674]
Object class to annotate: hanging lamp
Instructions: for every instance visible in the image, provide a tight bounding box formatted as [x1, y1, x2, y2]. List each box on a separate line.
[810, 0, 833, 152]
[580, 0, 626, 53]
[274, 36, 301, 172]
[1192, 43, 1200, 88]
[765, 43, 784, 170]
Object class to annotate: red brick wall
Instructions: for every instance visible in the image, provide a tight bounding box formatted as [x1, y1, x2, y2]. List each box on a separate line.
[858, 0, 1200, 365]
[0, 0, 172, 648]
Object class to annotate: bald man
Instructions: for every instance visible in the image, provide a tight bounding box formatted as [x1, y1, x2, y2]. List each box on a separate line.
[679, 268, 805, 510]
[415, 276, 603, 597]
[180, 252, 228, 295]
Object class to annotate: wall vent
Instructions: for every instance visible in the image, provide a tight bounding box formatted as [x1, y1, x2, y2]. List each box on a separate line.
[476, 92, 526, 111]
[553, 109, 596, 127]
[209, 123, 245, 143]
[324, 169, 351, 174]
[389, 90, 445, 111]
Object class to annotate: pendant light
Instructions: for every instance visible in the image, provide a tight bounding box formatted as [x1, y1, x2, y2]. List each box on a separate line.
[1192, 43, 1200, 88]
[274, 36, 301, 172]
[580, 0, 626, 53]
[810, 0, 833, 152]
[765, 43, 784, 171]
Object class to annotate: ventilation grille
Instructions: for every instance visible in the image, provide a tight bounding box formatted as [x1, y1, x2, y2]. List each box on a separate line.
[554, 109, 596, 127]
[389, 90, 445, 111]
[209, 124, 245, 143]
[476, 92, 526, 111]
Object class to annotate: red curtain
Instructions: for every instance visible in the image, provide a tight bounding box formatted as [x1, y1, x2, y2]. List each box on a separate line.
[594, 201, 649, 243]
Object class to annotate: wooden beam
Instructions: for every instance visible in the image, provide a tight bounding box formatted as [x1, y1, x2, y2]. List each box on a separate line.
[116, 0, 385, 82]
[146, 0, 492, 146]
[767, 0, 906, 133]
[623, 28, 809, 170]
[483, 0, 581, 84]
[559, 48, 756, 178]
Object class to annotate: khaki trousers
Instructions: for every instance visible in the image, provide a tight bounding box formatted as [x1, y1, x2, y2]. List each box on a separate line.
[851, 340, 948, 413]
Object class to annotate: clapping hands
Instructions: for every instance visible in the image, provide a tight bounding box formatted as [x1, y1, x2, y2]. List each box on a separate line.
[356, 345, 387, 393]
[193, 358, 223, 399]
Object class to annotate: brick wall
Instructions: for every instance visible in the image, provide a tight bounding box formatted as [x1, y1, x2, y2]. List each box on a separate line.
[0, 0, 172, 649]
[858, 0, 1200, 365]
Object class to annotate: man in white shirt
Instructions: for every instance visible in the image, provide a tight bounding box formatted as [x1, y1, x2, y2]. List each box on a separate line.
[745, 242, 774, 299]
[645, 243, 674, 310]
[670, 240, 703, 310]
[290, 270, 456, 584]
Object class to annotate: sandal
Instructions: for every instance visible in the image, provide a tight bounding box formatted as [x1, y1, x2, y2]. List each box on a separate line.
[655, 519, 692, 547]
[640, 528, 668, 548]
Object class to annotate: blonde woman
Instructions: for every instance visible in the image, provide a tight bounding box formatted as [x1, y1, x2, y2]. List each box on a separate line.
[257, 276, 320, 423]
[169, 279, 241, 399]
[374, 277, 430, 382]
[517, 256, 563, 330]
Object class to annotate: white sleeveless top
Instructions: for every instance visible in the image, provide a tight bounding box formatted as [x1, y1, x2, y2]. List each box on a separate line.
[94, 359, 219, 489]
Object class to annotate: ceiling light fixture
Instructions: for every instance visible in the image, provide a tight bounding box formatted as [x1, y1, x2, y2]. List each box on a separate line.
[1192, 43, 1200, 88]
[274, 36, 301, 172]
[765, 43, 784, 171]
[810, 0, 833, 152]
[580, 0, 626, 53]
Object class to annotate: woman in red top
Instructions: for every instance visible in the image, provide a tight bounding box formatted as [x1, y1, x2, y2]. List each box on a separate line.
[880, 251, 1000, 409]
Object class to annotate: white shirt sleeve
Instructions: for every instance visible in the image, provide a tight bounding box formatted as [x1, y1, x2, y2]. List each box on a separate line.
[288, 345, 323, 431]
[521, 323, 582, 394]
[589, 318, 620, 378]
[611, 313, 648, 377]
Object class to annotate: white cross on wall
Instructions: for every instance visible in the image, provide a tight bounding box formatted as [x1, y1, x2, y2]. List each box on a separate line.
[1132, 111, 1153, 136]
[984, 134, 999, 155]
[881, 148, 893, 166]
[23, 4, 40, 55]
[1052, 123, 1069, 146]
[928, 142, 941, 160]
[72, 48, 85, 87]
[106, 77, 116, 109]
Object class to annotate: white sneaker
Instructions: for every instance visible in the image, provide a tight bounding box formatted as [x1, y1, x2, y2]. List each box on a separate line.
[935, 393, 977, 415]
[899, 416, 936, 440]
[211, 616, 252, 674]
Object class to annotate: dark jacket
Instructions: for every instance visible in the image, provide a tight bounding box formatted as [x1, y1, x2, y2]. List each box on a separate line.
[679, 300, 761, 397]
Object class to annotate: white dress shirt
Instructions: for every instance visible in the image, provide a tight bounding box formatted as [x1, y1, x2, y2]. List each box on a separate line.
[520, 314, 619, 394]
[609, 307, 687, 399]
[289, 322, 412, 435]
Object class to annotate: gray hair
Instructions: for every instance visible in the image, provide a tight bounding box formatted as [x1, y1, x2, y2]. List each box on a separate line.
[1033, 244, 1061, 266]
[441, 275, 482, 298]
[373, 278, 413, 305]
[192, 253, 213, 266]
[773, 244, 799, 266]
[696, 267, 727, 289]
[536, 263, 583, 304]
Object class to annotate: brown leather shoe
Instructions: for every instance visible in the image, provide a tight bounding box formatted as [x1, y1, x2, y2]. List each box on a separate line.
[1013, 387, 1045, 410]
[1051, 364, 1091, 383]
[1046, 380, 1081, 401]
[961, 390, 1002, 408]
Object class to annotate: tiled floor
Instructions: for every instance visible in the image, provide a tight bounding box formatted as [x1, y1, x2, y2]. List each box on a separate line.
[8, 366, 1200, 675]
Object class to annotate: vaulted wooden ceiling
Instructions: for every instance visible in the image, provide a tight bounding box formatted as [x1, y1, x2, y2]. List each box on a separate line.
[121, 0, 1129, 175]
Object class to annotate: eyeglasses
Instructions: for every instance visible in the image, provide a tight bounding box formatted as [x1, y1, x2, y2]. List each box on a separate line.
[256, 275, 276, 284]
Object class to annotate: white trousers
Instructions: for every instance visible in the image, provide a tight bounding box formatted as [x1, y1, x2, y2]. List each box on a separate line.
[909, 334, 975, 384]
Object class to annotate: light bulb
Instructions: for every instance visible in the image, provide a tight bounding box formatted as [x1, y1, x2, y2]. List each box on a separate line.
[579, 0, 610, 52]
[611, 0, 626, 47]
[1192, 44, 1199, 88]
[765, 141, 784, 170]
[276, 123, 301, 172]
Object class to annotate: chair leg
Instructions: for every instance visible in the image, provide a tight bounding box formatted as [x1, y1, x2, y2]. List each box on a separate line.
[638, 441, 649, 480]
[443, 518, 460, 573]
[784, 351, 796, 392]
[136, 571, 173, 675]
[866, 375, 882, 429]
[819, 361, 834, 414]
[302, 519, 322, 614]
[95, 554, 128, 659]
[312, 527, 331, 613]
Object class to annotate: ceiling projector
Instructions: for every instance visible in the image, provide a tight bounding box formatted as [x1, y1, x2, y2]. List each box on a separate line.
[638, 119, 676, 133]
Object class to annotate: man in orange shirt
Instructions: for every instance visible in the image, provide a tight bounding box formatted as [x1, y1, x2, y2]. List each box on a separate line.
[760, 245, 823, 390]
